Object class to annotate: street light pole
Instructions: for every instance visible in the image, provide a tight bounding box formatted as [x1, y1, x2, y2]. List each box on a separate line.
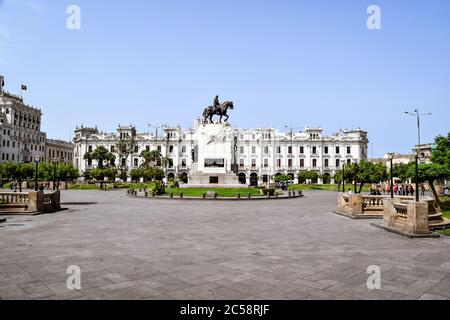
[405, 109, 431, 202]
[34, 157, 40, 191]
[354, 161, 358, 194]
[342, 161, 346, 193]
[388, 153, 394, 199]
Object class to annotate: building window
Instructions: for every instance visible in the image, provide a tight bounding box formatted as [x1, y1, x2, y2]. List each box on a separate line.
[336, 159, 340, 167]
[88, 146, 92, 152]
[169, 159, 173, 168]
[182, 146, 186, 153]
[312, 146, 317, 154]
[336, 146, 340, 154]
[146, 146, 150, 151]
[121, 158, 126, 166]
[324, 146, 329, 154]
[209, 176, 219, 184]
[134, 146, 139, 153]
[288, 146, 292, 154]
[251, 159, 256, 168]
[12, 154, 14, 161]
[181, 159, 186, 167]
[277, 159, 281, 167]
[325, 159, 329, 167]
[251, 146, 256, 154]
[157, 146, 161, 152]
[134, 158, 138, 167]
[347, 146, 351, 154]
[347, 159, 351, 164]
[300, 159, 305, 167]
[263, 158, 268, 167]
[312, 159, 317, 167]
[111, 146, 115, 153]
[288, 159, 292, 167]
[240, 146, 244, 153]
[277, 146, 281, 154]
[300, 146, 304, 154]
[239, 159, 244, 167]
[169, 145, 174, 153]
[87, 159, 92, 166]
[264, 146, 269, 154]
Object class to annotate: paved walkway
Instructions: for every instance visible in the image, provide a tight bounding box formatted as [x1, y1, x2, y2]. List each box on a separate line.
[0, 190, 449, 300]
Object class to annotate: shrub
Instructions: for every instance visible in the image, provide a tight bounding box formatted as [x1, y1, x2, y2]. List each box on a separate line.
[149, 180, 165, 195]
[262, 188, 275, 196]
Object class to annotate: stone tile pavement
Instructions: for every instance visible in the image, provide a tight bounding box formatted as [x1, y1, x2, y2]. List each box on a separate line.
[0, 190, 449, 300]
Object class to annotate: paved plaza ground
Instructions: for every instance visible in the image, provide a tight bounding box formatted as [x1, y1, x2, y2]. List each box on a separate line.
[1, 190, 450, 300]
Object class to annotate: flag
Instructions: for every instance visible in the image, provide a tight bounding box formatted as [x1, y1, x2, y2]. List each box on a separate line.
[21, 84, 27, 91]
[0, 76, 4, 88]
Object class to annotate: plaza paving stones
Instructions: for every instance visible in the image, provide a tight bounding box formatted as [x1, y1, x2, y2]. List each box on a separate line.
[0, 190, 450, 300]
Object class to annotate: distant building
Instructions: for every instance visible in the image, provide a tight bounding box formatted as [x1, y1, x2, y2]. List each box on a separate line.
[0, 77, 74, 164]
[73, 119, 369, 185]
[45, 139, 75, 164]
[369, 144, 434, 168]
[0, 91, 46, 163]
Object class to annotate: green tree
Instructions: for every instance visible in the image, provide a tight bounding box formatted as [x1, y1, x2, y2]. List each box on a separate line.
[140, 149, 162, 167]
[83, 146, 115, 169]
[130, 168, 144, 182]
[407, 163, 450, 204]
[275, 173, 291, 183]
[297, 170, 319, 184]
[431, 132, 450, 167]
[56, 163, 80, 188]
[392, 162, 413, 183]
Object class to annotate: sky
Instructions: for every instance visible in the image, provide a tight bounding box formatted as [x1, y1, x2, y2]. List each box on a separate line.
[0, 0, 449, 157]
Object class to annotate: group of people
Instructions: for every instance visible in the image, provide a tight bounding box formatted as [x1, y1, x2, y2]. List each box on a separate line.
[385, 184, 416, 196]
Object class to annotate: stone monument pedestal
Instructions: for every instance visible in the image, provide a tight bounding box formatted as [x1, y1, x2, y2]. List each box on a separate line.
[182, 122, 246, 189]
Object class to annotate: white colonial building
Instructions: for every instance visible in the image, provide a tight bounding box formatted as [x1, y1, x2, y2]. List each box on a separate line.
[73, 118, 369, 186]
[0, 79, 74, 165]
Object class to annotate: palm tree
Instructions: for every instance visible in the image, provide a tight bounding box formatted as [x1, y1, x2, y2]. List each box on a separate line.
[83, 146, 115, 169]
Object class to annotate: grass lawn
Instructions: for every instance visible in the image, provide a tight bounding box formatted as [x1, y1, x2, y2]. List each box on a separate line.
[165, 188, 262, 197]
[68, 184, 101, 190]
[288, 184, 372, 193]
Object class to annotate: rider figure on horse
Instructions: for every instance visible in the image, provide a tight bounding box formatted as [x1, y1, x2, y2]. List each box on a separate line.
[212, 95, 220, 112]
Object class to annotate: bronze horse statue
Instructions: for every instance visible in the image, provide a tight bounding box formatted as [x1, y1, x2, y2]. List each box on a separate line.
[202, 101, 234, 124]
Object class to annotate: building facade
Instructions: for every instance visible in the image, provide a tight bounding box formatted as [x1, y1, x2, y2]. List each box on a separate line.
[45, 139, 75, 164]
[0, 92, 46, 163]
[0, 82, 74, 164]
[73, 119, 369, 185]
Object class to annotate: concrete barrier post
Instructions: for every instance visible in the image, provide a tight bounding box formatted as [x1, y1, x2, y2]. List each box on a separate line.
[383, 197, 395, 227]
[349, 194, 363, 214]
[407, 201, 429, 234]
[52, 190, 61, 210]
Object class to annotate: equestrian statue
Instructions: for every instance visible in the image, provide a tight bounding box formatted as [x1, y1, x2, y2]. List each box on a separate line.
[202, 95, 234, 124]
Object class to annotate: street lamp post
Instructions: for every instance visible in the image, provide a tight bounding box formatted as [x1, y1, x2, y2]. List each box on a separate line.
[353, 161, 358, 194]
[53, 159, 57, 190]
[388, 153, 395, 198]
[415, 154, 420, 202]
[34, 156, 40, 191]
[342, 160, 346, 193]
[405, 109, 431, 202]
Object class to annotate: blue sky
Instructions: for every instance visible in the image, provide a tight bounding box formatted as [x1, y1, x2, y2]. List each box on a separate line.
[1, 0, 449, 157]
